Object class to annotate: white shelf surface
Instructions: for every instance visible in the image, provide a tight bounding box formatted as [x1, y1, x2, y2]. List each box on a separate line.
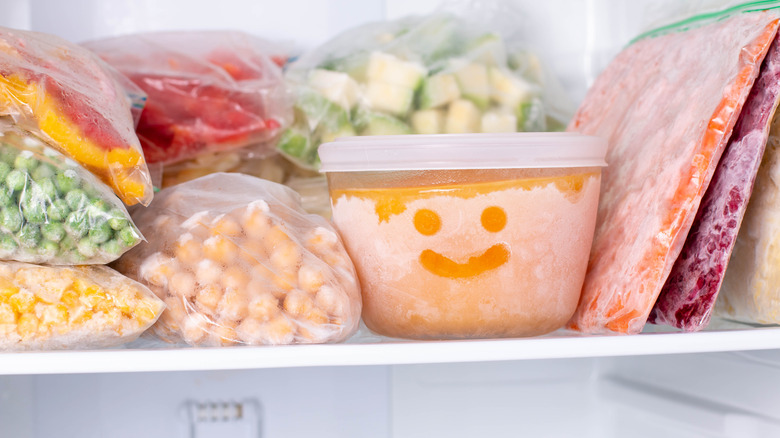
[2, 323, 780, 375]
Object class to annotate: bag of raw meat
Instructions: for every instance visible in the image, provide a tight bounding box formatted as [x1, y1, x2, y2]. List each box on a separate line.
[0, 262, 164, 351]
[0, 121, 142, 264]
[279, 2, 573, 169]
[567, 5, 780, 334]
[0, 26, 153, 206]
[113, 173, 361, 346]
[84, 31, 293, 165]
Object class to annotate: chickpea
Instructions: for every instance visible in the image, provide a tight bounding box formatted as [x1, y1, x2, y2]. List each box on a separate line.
[221, 266, 249, 291]
[247, 291, 279, 322]
[262, 316, 295, 345]
[217, 289, 248, 322]
[203, 235, 239, 264]
[283, 289, 314, 317]
[195, 284, 223, 314]
[298, 263, 325, 294]
[169, 272, 197, 299]
[211, 214, 243, 238]
[174, 234, 203, 265]
[195, 260, 222, 286]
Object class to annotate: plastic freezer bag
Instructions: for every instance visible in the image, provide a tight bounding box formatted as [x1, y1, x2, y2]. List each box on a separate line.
[279, 4, 571, 169]
[567, 7, 780, 334]
[0, 123, 142, 264]
[716, 110, 780, 323]
[113, 173, 361, 346]
[649, 29, 780, 331]
[0, 262, 164, 351]
[84, 31, 292, 165]
[0, 26, 153, 206]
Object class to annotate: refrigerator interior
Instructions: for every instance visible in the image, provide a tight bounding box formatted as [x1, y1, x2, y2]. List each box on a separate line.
[2, 0, 780, 436]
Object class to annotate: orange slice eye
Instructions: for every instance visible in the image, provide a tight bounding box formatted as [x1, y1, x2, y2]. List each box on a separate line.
[414, 209, 441, 236]
[481, 206, 506, 233]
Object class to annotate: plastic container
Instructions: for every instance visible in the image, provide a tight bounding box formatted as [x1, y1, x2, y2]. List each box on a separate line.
[320, 133, 607, 339]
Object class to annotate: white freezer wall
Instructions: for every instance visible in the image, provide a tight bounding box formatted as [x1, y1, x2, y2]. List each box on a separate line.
[0, 0, 674, 103]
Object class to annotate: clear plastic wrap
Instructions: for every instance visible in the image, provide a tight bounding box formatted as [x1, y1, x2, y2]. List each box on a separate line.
[84, 31, 293, 165]
[649, 30, 780, 331]
[0, 26, 153, 206]
[566, 9, 780, 334]
[0, 122, 142, 264]
[279, 4, 572, 169]
[113, 173, 361, 346]
[0, 262, 164, 351]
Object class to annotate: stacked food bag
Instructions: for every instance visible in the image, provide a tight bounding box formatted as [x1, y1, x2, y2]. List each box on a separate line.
[279, 9, 573, 170]
[565, 2, 780, 334]
[0, 27, 165, 350]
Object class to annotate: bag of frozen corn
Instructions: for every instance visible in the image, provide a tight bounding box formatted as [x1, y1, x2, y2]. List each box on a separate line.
[279, 4, 572, 169]
[0, 26, 153, 206]
[84, 31, 292, 166]
[0, 122, 142, 264]
[113, 173, 361, 346]
[0, 262, 164, 350]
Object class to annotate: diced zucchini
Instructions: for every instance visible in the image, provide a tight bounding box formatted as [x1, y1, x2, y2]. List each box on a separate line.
[360, 113, 412, 136]
[489, 67, 534, 108]
[366, 52, 427, 89]
[320, 124, 357, 143]
[453, 62, 490, 110]
[481, 111, 517, 133]
[411, 109, 446, 134]
[417, 74, 460, 109]
[366, 81, 415, 116]
[445, 99, 481, 134]
[308, 69, 361, 110]
[278, 127, 313, 158]
[516, 98, 547, 132]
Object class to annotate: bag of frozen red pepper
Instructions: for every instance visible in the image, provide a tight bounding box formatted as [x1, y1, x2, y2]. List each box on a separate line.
[0, 26, 154, 206]
[84, 31, 293, 166]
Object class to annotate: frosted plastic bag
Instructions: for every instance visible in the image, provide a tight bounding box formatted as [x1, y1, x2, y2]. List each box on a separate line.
[0, 122, 142, 264]
[84, 31, 293, 165]
[567, 6, 780, 334]
[113, 173, 361, 346]
[717, 107, 780, 323]
[649, 30, 780, 331]
[0, 262, 164, 351]
[0, 26, 153, 206]
[279, 4, 572, 169]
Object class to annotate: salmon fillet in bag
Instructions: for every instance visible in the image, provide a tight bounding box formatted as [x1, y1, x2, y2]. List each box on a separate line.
[649, 30, 780, 331]
[567, 9, 780, 334]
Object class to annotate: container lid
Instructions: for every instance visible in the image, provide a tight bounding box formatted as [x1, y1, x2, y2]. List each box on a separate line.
[318, 133, 608, 172]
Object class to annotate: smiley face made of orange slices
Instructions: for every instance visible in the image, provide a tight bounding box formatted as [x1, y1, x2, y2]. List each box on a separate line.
[413, 205, 511, 279]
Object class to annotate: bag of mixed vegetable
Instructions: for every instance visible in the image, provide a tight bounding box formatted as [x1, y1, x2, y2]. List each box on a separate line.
[279, 5, 574, 169]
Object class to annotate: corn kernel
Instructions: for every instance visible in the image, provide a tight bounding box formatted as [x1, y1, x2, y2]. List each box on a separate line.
[80, 287, 107, 309]
[60, 289, 80, 308]
[9, 291, 35, 314]
[16, 313, 38, 339]
[0, 302, 16, 324]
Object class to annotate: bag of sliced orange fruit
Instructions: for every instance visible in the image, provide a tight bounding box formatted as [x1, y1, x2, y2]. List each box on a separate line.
[0, 26, 153, 206]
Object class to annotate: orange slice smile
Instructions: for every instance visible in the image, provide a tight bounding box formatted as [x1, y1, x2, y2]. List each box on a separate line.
[420, 243, 511, 279]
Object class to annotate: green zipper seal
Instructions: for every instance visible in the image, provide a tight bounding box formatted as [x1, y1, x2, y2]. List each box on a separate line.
[631, 0, 780, 44]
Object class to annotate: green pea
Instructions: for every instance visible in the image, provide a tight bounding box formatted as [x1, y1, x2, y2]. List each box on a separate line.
[47, 199, 70, 222]
[0, 148, 18, 165]
[0, 234, 17, 255]
[67, 249, 86, 264]
[36, 178, 58, 199]
[65, 189, 88, 211]
[32, 163, 55, 181]
[65, 211, 88, 238]
[76, 238, 97, 258]
[0, 162, 11, 183]
[60, 234, 76, 251]
[89, 199, 109, 212]
[88, 221, 112, 244]
[38, 239, 59, 258]
[41, 222, 65, 242]
[6, 170, 27, 192]
[20, 186, 47, 224]
[0, 207, 22, 232]
[100, 239, 124, 256]
[0, 185, 13, 207]
[118, 226, 140, 247]
[107, 209, 129, 231]
[17, 224, 41, 249]
[13, 153, 38, 172]
[55, 170, 80, 193]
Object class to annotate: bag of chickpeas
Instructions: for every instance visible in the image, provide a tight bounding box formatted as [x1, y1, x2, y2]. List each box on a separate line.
[113, 173, 361, 346]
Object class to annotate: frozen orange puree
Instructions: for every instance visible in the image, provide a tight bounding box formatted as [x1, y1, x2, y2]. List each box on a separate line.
[330, 170, 601, 339]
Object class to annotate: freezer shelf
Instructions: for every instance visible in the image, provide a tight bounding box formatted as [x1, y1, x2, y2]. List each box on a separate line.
[1, 322, 780, 375]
